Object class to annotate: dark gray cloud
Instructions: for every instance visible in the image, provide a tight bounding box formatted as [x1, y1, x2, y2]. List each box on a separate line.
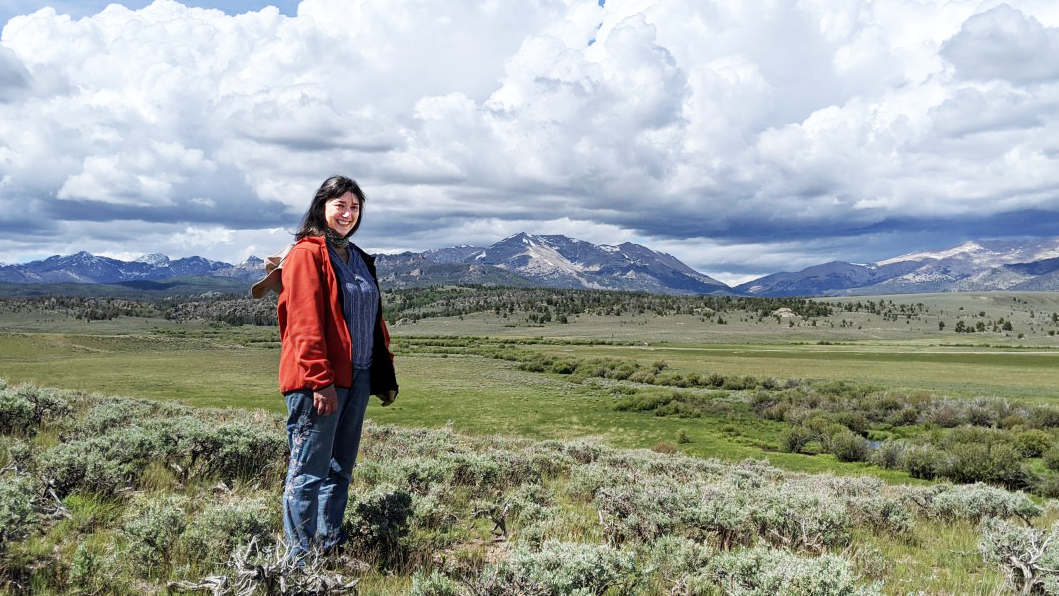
[0, 44, 29, 101]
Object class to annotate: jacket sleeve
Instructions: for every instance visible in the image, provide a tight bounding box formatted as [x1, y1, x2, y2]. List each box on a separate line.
[282, 246, 334, 390]
[381, 317, 394, 362]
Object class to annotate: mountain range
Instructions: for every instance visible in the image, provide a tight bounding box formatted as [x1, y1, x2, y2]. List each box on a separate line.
[736, 238, 1059, 296]
[4, 234, 1059, 297]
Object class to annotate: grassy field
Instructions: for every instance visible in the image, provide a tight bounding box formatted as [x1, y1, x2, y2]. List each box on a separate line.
[2, 382, 1035, 596]
[4, 292, 1059, 480]
[6, 291, 1059, 594]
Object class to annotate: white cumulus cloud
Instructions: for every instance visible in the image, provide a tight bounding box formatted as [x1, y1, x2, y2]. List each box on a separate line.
[0, 0, 1058, 282]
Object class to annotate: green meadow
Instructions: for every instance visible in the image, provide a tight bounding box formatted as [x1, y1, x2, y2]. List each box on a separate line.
[4, 291, 1059, 478]
[5, 290, 1059, 595]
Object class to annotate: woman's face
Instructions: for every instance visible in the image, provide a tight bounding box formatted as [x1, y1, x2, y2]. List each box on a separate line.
[324, 192, 360, 236]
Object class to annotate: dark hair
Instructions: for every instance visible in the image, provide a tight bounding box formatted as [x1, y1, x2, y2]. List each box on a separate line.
[294, 175, 367, 240]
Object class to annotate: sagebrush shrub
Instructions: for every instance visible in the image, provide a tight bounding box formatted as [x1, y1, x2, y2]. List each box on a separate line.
[410, 570, 463, 596]
[0, 471, 38, 550]
[207, 422, 286, 480]
[846, 496, 915, 536]
[0, 384, 70, 435]
[345, 485, 414, 568]
[180, 497, 276, 565]
[41, 430, 154, 496]
[979, 518, 1059, 595]
[71, 397, 173, 437]
[122, 495, 187, 574]
[0, 389, 34, 436]
[750, 489, 853, 553]
[929, 483, 1042, 524]
[566, 462, 633, 501]
[595, 482, 687, 545]
[643, 535, 714, 588]
[685, 487, 754, 549]
[694, 545, 883, 596]
[723, 459, 784, 489]
[469, 541, 637, 596]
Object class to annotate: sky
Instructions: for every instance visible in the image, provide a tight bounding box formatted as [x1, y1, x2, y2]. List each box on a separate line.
[1, 0, 1058, 285]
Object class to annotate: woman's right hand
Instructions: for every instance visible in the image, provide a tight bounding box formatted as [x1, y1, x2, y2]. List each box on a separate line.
[313, 385, 338, 416]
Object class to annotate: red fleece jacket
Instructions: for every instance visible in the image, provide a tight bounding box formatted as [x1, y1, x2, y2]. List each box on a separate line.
[277, 236, 396, 395]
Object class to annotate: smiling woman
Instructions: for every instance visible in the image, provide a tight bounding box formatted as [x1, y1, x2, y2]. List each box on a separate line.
[276, 174, 398, 560]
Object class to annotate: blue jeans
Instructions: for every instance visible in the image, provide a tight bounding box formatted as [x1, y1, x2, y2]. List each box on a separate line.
[282, 368, 370, 559]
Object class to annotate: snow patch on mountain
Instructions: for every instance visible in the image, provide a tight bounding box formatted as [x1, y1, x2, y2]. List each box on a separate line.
[876, 242, 985, 266]
[136, 253, 171, 267]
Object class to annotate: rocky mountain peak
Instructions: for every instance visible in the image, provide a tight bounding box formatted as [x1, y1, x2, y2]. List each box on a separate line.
[136, 253, 171, 267]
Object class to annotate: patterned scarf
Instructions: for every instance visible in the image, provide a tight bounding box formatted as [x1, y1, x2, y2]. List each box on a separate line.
[324, 228, 350, 249]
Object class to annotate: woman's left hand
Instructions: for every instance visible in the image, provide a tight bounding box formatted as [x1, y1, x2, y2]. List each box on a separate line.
[377, 390, 398, 407]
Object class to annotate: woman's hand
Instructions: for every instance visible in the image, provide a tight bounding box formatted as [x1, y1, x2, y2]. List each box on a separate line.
[313, 385, 339, 416]
[377, 390, 398, 407]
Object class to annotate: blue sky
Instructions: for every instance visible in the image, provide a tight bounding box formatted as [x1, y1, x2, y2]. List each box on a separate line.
[0, 1, 298, 23]
[2, 0, 1059, 284]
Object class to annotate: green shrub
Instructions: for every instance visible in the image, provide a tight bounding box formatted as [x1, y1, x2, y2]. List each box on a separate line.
[781, 425, 816, 454]
[869, 440, 904, 469]
[68, 542, 129, 595]
[470, 541, 637, 596]
[847, 496, 915, 536]
[929, 484, 1042, 524]
[833, 411, 870, 436]
[0, 471, 38, 550]
[410, 570, 463, 596]
[644, 535, 714, 588]
[69, 543, 101, 591]
[123, 496, 187, 575]
[1017, 429, 1055, 458]
[1045, 446, 1059, 473]
[180, 498, 276, 565]
[751, 489, 853, 553]
[901, 444, 941, 480]
[830, 431, 869, 462]
[988, 443, 1032, 489]
[1032, 406, 1059, 429]
[979, 518, 1059, 595]
[694, 545, 882, 596]
[41, 431, 154, 496]
[928, 403, 966, 428]
[345, 486, 414, 568]
[887, 406, 920, 426]
[595, 483, 686, 545]
[939, 442, 992, 484]
[0, 389, 34, 435]
[651, 441, 678, 454]
[1034, 474, 1059, 499]
[1, 384, 71, 436]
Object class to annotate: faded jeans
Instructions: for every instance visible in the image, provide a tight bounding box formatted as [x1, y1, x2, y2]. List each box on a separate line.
[282, 368, 370, 559]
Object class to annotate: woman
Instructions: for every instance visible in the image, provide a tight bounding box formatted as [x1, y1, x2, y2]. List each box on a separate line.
[277, 175, 398, 559]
